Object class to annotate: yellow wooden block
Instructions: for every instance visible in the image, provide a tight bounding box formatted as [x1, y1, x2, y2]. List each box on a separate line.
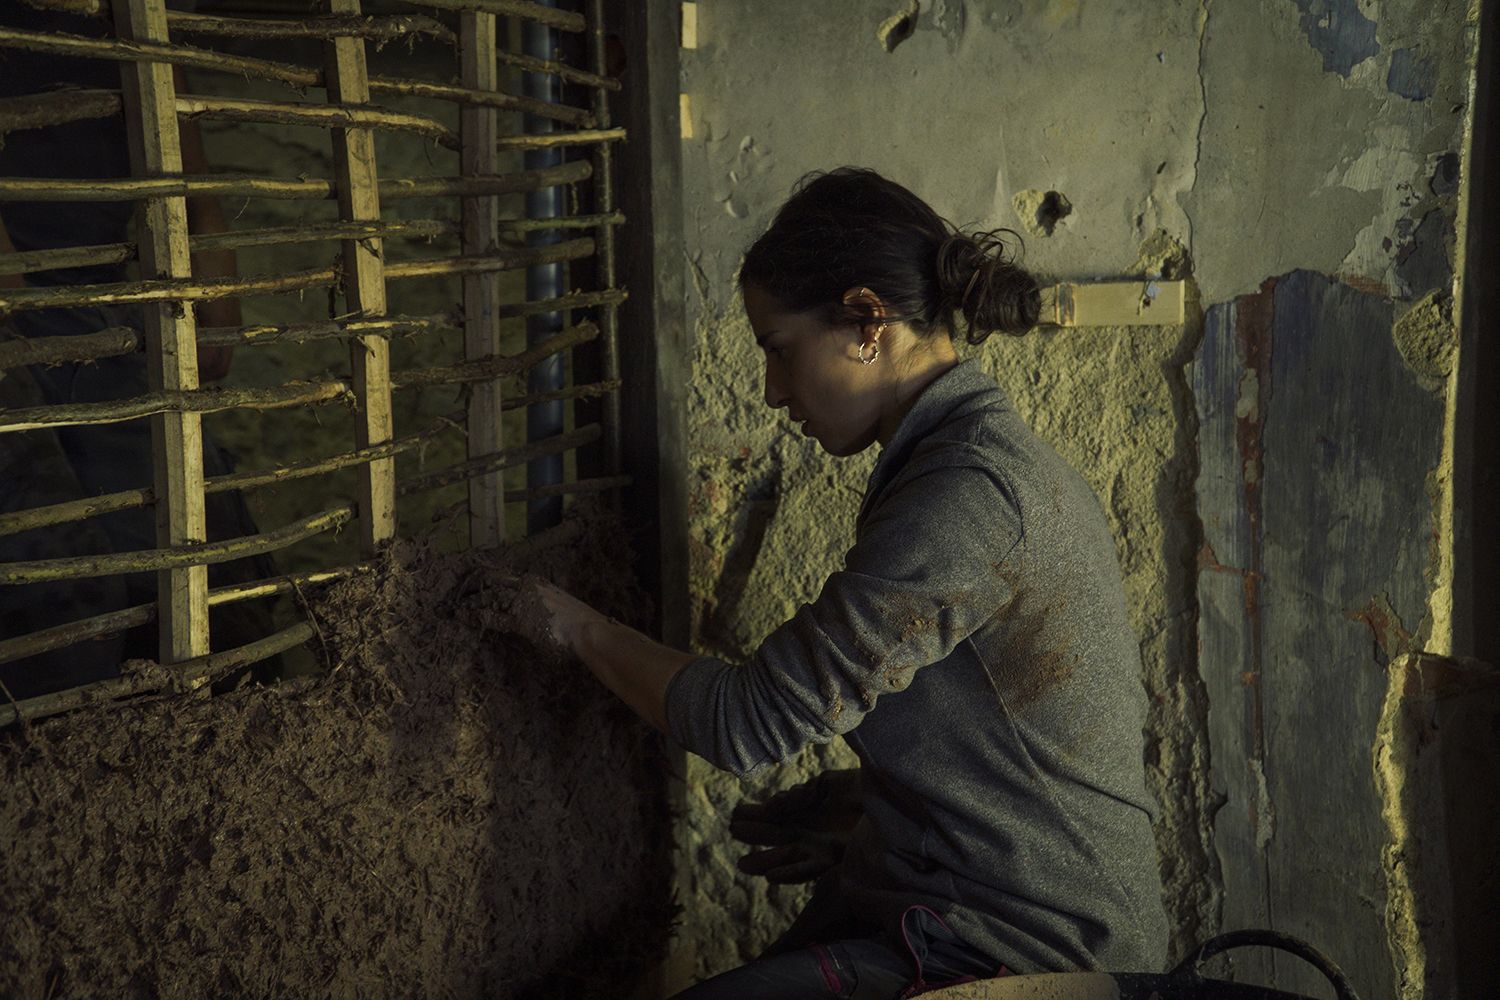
[1041, 279, 1187, 327]
[682, 2, 699, 49]
[679, 92, 693, 139]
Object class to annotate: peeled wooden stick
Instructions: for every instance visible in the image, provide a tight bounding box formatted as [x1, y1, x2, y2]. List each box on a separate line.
[168, 11, 454, 43]
[0, 327, 140, 372]
[0, 161, 592, 203]
[0, 379, 352, 434]
[175, 94, 460, 150]
[0, 622, 316, 729]
[417, 0, 585, 33]
[0, 507, 354, 584]
[0, 27, 597, 126]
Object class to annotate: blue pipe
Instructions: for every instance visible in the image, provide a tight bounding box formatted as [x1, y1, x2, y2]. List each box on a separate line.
[523, 3, 565, 532]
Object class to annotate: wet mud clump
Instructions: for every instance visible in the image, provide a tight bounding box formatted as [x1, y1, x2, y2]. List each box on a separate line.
[0, 504, 674, 999]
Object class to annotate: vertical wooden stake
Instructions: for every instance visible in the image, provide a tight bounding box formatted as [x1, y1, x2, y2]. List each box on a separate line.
[460, 11, 506, 546]
[115, 0, 209, 662]
[324, 0, 396, 554]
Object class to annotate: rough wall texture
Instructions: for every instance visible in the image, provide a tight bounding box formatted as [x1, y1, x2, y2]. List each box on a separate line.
[670, 0, 1475, 989]
[0, 507, 672, 999]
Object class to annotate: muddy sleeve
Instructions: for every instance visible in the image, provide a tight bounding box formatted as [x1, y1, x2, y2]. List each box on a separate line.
[664, 449, 1023, 777]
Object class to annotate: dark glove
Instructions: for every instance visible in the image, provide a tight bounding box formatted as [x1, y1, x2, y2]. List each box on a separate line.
[729, 768, 863, 885]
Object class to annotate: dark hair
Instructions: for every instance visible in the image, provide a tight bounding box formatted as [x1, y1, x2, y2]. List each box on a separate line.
[739, 167, 1041, 344]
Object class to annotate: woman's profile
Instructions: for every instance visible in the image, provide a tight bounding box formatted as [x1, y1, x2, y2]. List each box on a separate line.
[513, 167, 1168, 997]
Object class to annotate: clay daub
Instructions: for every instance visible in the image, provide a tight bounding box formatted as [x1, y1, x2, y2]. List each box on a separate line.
[0, 503, 675, 999]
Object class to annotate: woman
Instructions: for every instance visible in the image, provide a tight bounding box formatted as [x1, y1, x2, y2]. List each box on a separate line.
[521, 168, 1168, 996]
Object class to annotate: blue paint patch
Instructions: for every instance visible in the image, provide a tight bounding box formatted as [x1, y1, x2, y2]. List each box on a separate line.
[1290, 0, 1381, 77]
[1394, 209, 1455, 299]
[1387, 47, 1437, 100]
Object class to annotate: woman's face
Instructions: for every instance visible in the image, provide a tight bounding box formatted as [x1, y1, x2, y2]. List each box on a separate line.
[743, 282, 882, 457]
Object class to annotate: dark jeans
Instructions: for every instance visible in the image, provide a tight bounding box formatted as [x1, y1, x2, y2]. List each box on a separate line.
[672, 889, 1008, 1000]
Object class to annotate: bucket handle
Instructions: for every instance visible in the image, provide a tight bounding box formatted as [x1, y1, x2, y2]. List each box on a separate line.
[1169, 929, 1362, 1000]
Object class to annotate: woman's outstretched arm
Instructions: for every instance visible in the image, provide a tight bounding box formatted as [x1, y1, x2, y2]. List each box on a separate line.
[532, 581, 697, 735]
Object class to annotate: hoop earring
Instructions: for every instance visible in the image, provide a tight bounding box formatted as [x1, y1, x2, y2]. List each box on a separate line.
[858, 342, 880, 365]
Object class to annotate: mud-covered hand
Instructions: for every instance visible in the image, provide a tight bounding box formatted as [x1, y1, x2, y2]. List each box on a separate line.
[484, 574, 604, 664]
[730, 768, 863, 884]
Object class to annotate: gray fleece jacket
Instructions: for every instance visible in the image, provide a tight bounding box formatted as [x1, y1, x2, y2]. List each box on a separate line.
[665, 359, 1168, 974]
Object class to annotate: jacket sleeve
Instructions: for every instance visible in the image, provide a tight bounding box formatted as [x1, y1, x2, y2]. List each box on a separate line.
[665, 447, 1024, 777]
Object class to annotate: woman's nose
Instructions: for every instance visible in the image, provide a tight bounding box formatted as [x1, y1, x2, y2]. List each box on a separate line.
[763, 365, 788, 410]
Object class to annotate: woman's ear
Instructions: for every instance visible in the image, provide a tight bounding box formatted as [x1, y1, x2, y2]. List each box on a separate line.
[841, 286, 889, 340]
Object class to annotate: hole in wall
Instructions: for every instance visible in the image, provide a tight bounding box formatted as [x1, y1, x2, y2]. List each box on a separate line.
[878, 1, 920, 53]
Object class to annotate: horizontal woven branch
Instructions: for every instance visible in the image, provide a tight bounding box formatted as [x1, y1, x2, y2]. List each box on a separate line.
[197, 313, 457, 349]
[0, 621, 315, 729]
[0, 379, 351, 434]
[0, 160, 593, 203]
[175, 94, 460, 150]
[0, 326, 140, 372]
[0, 564, 371, 667]
[0, 27, 596, 127]
[417, 0, 585, 32]
[0, 319, 601, 434]
[169, 11, 454, 43]
[397, 423, 601, 498]
[0, 507, 354, 584]
[494, 127, 625, 151]
[498, 378, 621, 412]
[0, 238, 595, 314]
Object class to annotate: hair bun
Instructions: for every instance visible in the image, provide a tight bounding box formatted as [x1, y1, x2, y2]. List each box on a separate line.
[935, 228, 1041, 343]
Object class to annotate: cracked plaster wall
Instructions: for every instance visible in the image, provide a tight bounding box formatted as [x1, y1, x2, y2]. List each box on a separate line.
[669, 0, 1474, 985]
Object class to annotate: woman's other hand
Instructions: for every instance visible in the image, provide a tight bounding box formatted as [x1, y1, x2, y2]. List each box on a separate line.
[730, 768, 863, 884]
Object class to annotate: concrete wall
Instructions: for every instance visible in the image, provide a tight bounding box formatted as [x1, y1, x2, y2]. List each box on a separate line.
[666, 0, 1478, 992]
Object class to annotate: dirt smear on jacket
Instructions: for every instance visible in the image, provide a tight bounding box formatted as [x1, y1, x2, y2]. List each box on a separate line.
[0, 503, 675, 999]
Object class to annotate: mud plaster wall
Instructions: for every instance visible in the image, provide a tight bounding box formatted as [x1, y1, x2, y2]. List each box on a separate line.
[668, 0, 1476, 986]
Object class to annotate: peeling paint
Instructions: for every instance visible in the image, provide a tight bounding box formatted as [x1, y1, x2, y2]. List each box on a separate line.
[1290, 0, 1381, 77]
[877, 1, 920, 53]
[1394, 209, 1455, 299]
[1010, 188, 1071, 236]
[1387, 47, 1437, 100]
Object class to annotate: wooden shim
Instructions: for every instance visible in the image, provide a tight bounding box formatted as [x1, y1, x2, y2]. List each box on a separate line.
[0, 622, 316, 729]
[418, 0, 585, 33]
[1041, 279, 1188, 327]
[0, 326, 140, 372]
[175, 94, 460, 150]
[0, 379, 351, 433]
[461, 9, 505, 547]
[495, 127, 625, 150]
[0, 505, 353, 583]
[392, 321, 597, 390]
[115, 0, 208, 663]
[398, 424, 601, 498]
[325, 0, 395, 557]
[0, 27, 596, 126]
[169, 11, 454, 43]
[0, 161, 593, 203]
